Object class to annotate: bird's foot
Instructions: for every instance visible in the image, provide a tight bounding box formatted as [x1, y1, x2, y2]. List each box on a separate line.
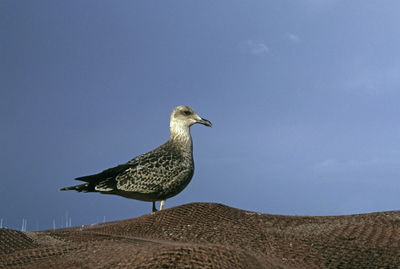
[160, 200, 165, 211]
[152, 201, 157, 212]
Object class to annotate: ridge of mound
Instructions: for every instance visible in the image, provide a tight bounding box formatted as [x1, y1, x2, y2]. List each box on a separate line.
[0, 229, 39, 255]
[1, 203, 399, 268]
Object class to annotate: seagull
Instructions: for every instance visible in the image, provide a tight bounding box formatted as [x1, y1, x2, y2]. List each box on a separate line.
[60, 105, 212, 212]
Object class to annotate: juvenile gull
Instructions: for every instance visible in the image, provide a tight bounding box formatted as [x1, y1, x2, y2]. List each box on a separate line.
[60, 105, 212, 212]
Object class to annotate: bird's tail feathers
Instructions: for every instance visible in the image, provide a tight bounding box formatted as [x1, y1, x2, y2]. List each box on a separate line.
[60, 183, 90, 192]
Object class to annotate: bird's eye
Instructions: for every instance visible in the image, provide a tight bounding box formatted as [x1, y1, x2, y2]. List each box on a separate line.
[183, 110, 191, 116]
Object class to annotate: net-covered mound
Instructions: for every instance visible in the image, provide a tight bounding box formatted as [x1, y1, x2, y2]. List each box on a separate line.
[1, 203, 399, 268]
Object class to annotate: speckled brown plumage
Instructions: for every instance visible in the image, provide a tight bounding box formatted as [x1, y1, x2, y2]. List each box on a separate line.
[60, 105, 212, 211]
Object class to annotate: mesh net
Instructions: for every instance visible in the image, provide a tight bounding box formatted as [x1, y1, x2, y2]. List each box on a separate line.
[1, 203, 399, 268]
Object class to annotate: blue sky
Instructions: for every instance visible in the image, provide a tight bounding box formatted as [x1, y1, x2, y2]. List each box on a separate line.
[1, 1, 400, 231]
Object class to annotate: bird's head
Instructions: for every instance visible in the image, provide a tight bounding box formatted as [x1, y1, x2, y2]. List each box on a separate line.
[169, 105, 212, 140]
[170, 105, 212, 128]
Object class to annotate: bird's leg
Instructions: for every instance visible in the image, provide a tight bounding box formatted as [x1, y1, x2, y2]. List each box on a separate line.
[152, 201, 157, 212]
[160, 200, 165, 211]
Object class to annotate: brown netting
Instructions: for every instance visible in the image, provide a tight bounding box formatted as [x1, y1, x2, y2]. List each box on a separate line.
[1, 203, 399, 268]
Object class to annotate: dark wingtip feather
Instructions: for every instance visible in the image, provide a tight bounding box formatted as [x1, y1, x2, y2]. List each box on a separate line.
[74, 175, 94, 182]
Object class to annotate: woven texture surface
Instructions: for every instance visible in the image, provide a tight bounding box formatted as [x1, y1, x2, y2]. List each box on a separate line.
[1, 203, 399, 268]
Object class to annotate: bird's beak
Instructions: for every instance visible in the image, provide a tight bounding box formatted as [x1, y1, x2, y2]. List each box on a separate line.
[197, 117, 212, 127]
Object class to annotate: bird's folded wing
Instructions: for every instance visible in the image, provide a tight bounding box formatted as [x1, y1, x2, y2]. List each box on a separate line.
[74, 163, 131, 183]
[115, 167, 164, 193]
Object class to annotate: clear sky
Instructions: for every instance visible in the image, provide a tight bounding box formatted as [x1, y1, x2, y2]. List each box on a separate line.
[1, 0, 400, 231]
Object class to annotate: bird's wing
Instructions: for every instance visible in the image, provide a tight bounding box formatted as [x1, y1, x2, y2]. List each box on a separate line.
[75, 163, 131, 183]
[116, 149, 184, 193]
